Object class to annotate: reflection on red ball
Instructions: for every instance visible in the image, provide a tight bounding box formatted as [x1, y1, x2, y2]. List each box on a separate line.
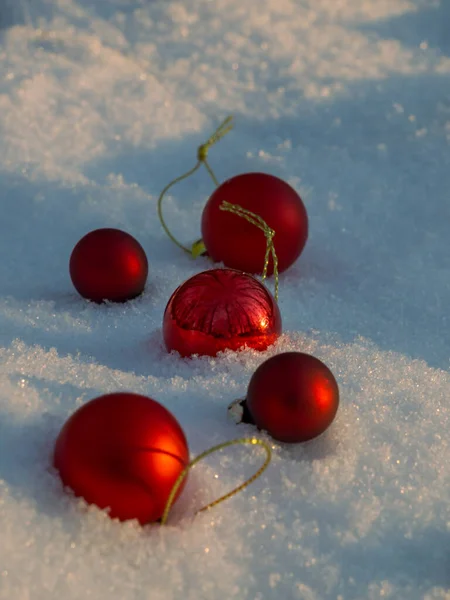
[53, 393, 189, 524]
[69, 228, 148, 303]
[163, 268, 282, 357]
[246, 352, 339, 443]
[201, 173, 308, 275]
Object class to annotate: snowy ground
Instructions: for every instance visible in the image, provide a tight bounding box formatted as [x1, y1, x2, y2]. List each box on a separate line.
[0, 0, 449, 598]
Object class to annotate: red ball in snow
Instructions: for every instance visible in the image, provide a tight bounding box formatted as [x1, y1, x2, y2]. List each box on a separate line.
[201, 173, 308, 275]
[163, 268, 282, 357]
[69, 228, 148, 303]
[245, 352, 339, 443]
[53, 393, 189, 524]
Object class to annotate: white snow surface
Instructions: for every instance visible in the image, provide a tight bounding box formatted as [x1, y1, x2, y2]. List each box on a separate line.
[0, 0, 449, 598]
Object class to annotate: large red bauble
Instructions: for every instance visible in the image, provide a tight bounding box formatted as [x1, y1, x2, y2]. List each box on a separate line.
[163, 268, 282, 357]
[201, 173, 308, 275]
[69, 228, 148, 303]
[53, 393, 189, 524]
[245, 352, 339, 443]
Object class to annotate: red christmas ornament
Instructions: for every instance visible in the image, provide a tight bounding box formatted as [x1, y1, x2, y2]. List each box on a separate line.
[201, 173, 308, 275]
[69, 228, 148, 303]
[53, 392, 189, 524]
[237, 352, 339, 443]
[163, 268, 282, 357]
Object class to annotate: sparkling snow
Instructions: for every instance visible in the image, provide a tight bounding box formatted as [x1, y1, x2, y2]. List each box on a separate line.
[0, 0, 449, 599]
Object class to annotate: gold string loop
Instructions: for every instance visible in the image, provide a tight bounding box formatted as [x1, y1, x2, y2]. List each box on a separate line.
[160, 437, 271, 525]
[157, 116, 234, 254]
[219, 201, 279, 301]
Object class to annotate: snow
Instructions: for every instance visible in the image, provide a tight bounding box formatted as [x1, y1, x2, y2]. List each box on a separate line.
[0, 0, 449, 598]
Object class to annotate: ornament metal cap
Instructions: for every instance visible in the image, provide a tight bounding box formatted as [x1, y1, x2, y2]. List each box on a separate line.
[227, 397, 255, 425]
[228, 398, 245, 423]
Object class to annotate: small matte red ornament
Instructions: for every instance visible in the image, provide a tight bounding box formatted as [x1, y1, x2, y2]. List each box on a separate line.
[163, 268, 282, 357]
[201, 173, 308, 275]
[69, 228, 148, 303]
[53, 392, 189, 524]
[240, 352, 339, 443]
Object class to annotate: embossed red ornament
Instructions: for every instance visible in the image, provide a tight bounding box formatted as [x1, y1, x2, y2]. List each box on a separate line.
[239, 352, 339, 443]
[53, 393, 189, 524]
[163, 268, 282, 357]
[69, 228, 148, 303]
[201, 173, 308, 275]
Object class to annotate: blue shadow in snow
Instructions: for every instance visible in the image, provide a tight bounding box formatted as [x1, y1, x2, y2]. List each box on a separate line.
[359, 1, 450, 55]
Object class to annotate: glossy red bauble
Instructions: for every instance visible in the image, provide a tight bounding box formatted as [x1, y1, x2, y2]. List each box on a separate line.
[244, 352, 339, 443]
[53, 393, 189, 524]
[201, 173, 308, 275]
[69, 228, 148, 303]
[163, 268, 282, 357]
